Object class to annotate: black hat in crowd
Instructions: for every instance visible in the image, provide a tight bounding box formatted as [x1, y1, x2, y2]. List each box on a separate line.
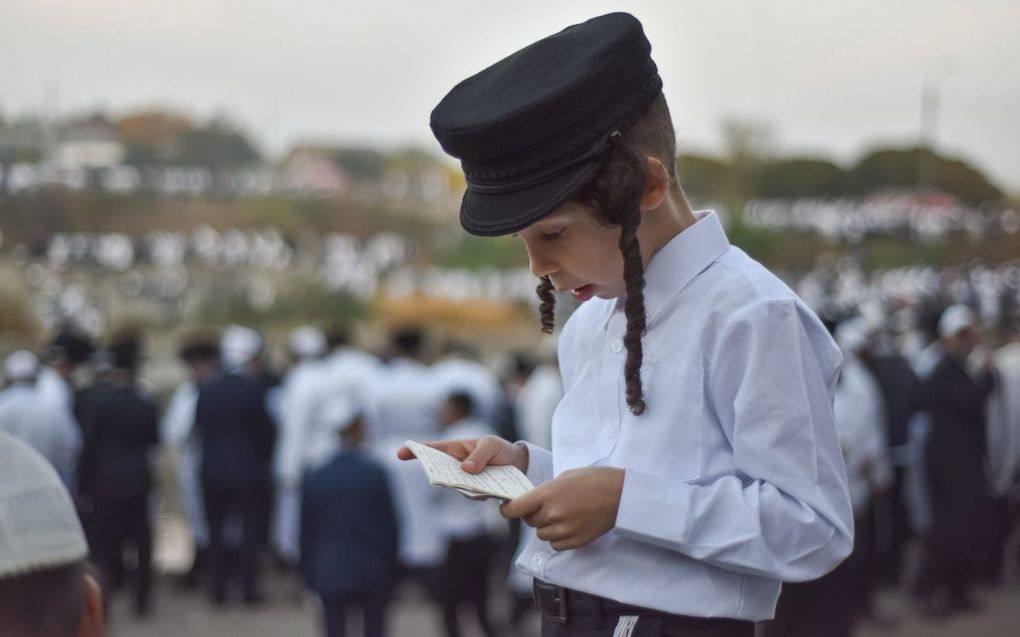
[430, 12, 663, 237]
[49, 328, 95, 366]
[109, 337, 142, 371]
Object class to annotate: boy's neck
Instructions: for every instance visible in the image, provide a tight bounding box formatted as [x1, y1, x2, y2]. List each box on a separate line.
[637, 191, 697, 268]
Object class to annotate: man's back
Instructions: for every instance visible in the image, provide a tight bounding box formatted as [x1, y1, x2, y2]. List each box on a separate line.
[195, 373, 276, 490]
[78, 385, 158, 498]
[301, 450, 398, 597]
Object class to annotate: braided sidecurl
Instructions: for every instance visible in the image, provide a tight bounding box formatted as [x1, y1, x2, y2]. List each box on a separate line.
[537, 276, 556, 334]
[529, 94, 676, 415]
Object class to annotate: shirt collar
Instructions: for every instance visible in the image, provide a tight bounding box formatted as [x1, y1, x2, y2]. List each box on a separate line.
[602, 210, 730, 330]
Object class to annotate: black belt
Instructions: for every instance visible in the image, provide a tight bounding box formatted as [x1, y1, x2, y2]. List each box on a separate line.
[532, 579, 751, 630]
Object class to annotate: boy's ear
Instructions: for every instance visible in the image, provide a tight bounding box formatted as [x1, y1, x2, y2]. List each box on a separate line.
[78, 572, 104, 637]
[639, 157, 670, 211]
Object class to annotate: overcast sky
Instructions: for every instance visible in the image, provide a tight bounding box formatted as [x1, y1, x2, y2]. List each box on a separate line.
[2, 0, 1019, 193]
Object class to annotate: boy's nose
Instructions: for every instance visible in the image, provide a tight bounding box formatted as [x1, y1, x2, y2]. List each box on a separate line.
[527, 248, 557, 279]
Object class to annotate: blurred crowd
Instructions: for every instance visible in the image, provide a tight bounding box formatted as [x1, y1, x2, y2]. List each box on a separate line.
[0, 321, 562, 637]
[0, 263, 1019, 636]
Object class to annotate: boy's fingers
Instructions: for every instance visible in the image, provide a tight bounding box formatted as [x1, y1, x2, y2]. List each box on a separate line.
[461, 437, 504, 473]
[500, 490, 542, 520]
[396, 446, 416, 461]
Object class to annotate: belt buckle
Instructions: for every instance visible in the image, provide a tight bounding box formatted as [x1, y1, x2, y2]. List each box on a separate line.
[534, 580, 569, 624]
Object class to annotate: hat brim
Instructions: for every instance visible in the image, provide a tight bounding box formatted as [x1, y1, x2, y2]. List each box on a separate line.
[459, 158, 604, 237]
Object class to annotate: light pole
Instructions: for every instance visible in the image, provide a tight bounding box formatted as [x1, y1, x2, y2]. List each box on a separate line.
[918, 59, 955, 194]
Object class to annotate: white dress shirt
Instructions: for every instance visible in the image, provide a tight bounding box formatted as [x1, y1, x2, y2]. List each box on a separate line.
[988, 342, 1020, 496]
[514, 211, 853, 621]
[516, 364, 562, 450]
[161, 381, 208, 546]
[0, 382, 81, 489]
[833, 355, 892, 516]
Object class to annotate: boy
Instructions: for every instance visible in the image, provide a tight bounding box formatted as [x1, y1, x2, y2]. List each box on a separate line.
[302, 406, 399, 637]
[404, 12, 853, 636]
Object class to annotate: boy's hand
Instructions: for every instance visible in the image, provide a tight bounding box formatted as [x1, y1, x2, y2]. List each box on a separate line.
[397, 434, 528, 475]
[500, 467, 624, 551]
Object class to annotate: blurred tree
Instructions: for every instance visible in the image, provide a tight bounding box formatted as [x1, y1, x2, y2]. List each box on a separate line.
[118, 111, 195, 166]
[848, 147, 1002, 203]
[755, 157, 849, 199]
[176, 117, 261, 168]
[333, 148, 388, 181]
[677, 153, 729, 203]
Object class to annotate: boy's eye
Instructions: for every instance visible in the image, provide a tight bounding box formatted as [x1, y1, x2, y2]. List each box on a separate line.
[541, 229, 564, 242]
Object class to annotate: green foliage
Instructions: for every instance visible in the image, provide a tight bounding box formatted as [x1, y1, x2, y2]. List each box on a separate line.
[436, 234, 528, 271]
[333, 148, 388, 181]
[756, 158, 848, 199]
[194, 278, 368, 326]
[847, 147, 1001, 203]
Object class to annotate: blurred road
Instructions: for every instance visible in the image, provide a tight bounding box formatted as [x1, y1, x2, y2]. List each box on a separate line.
[100, 513, 1019, 637]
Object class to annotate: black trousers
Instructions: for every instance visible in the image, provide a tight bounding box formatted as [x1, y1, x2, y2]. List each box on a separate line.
[534, 581, 754, 637]
[92, 493, 152, 615]
[441, 534, 499, 637]
[203, 483, 262, 602]
[320, 588, 389, 637]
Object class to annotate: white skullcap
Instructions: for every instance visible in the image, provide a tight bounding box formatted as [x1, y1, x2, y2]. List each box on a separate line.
[320, 394, 361, 435]
[220, 325, 263, 369]
[289, 326, 326, 360]
[4, 350, 40, 383]
[834, 317, 872, 355]
[0, 431, 88, 579]
[938, 304, 977, 339]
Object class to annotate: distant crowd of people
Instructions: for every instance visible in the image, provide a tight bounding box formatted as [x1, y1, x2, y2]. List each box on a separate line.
[0, 322, 563, 637]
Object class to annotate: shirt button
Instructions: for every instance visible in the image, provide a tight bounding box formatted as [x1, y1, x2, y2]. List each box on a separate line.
[611, 339, 623, 353]
[531, 553, 545, 568]
[604, 424, 615, 435]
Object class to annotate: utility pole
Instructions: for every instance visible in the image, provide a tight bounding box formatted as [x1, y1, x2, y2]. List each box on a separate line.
[918, 59, 954, 194]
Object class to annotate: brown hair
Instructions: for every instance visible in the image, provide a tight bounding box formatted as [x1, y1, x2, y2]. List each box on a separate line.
[536, 93, 678, 416]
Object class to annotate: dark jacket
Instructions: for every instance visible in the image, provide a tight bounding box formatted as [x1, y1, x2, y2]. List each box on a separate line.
[300, 449, 399, 597]
[925, 354, 995, 557]
[195, 372, 276, 491]
[77, 384, 159, 499]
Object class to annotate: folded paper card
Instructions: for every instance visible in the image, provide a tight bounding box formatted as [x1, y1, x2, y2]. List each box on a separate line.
[404, 439, 534, 501]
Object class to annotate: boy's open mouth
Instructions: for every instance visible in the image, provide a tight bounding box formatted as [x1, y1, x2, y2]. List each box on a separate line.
[570, 284, 595, 302]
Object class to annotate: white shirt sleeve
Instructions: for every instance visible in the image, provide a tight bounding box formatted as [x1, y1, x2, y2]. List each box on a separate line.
[615, 299, 853, 582]
[517, 441, 553, 487]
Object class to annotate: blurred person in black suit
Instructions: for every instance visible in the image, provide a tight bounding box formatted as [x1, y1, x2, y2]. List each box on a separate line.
[77, 335, 159, 618]
[195, 326, 277, 606]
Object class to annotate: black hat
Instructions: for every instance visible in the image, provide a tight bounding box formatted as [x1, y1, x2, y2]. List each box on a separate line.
[109, 337, 142, 371]
[430, 12, 662, 237]
[49, 328, 95, 366]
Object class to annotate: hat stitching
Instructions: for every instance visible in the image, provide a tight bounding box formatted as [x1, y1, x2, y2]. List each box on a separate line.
[461, 159, 603, 236]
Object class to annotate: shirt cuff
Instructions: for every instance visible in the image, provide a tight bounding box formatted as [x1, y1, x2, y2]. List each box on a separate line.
[515, 441, 553, 486]
[614, 468, 691, 549]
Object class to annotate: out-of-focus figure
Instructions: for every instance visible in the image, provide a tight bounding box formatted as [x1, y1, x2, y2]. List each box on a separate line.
[0, 350, 82, 490]
[38, 327, 95, 413]
[765, 318, 892, 637]
[272, 325, 328, 565]
[161, 339, 221, 589]
[77, 336, 160, 618]
[195, 325, 276, 606]
[913, 305, 995, 615]
[435, 391, 502, 637]
[985, 320, 1020, 584]
[301, 401, 398, 637]
[368, 328, 445, 621]
[0, 431, 104, 637]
